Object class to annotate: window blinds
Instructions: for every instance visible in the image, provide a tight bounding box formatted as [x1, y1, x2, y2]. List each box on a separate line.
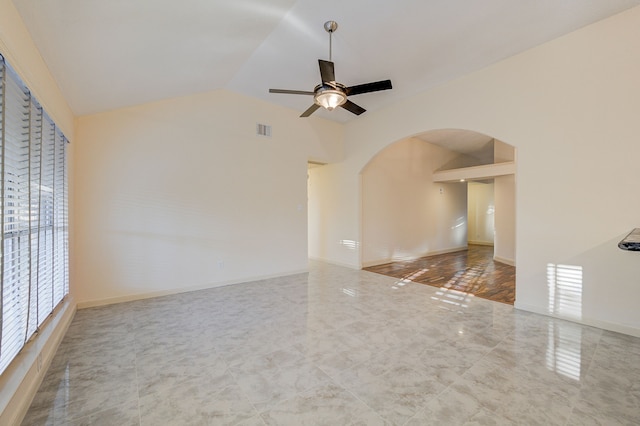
[0, 55, 69, 375]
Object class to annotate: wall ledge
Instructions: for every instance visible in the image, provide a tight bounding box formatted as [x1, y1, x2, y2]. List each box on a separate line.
[433, 161, 515, 183]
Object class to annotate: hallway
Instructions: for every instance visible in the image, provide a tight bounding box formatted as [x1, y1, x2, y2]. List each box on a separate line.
[363, 245, 515, 304]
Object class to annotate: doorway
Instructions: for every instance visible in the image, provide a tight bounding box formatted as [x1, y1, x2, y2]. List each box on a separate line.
[360, 130, 516, 304]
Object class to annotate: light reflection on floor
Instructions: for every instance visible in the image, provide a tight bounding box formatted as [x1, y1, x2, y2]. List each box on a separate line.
[365, 245, 515, 304]
[21, 261, 640, 426]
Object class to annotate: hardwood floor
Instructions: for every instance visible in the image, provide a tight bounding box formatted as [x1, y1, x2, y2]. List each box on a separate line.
[363, 245, 515, 304]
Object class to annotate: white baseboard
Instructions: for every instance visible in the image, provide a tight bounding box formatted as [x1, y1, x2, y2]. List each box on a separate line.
[308, 256, 360, 270]
[493, 255, 515, 266]
[468, 240, 494, 246]
[0, 297, 76, 426]
[77, 268, 309, 309]
[361, 246, 468, 268]
[514, 302, 640, 338]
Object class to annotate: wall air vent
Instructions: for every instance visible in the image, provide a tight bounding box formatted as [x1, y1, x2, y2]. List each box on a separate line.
[256, 123, 272, 137]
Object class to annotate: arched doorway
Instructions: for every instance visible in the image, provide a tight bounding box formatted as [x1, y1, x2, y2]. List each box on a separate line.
[359, 129, 516, 304]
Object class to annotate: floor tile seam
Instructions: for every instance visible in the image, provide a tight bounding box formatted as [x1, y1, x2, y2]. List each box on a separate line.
[227, 357, 310, 381]
[560, 331, 604, 426]
[133, 341, 143, 426]
[397, 387, 448, 426]
[454, 326, 512, 383]
[59, 396, 141, 424]
[247, 379, 338, 416]
[580, 331, 603, 380]
[562, 403, 577, 426]
[456, 359, 585, 418]
[310, 357, 352, 385]
[224, 361, 267, 421]
[313, 348, 449, 424]
[334, 382, 394, 425]
[243, 368, 341, 418]
[398, 374, 504, 426]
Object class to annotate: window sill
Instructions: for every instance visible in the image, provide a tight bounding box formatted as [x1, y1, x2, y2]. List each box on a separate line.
[0, 296, 76, 425]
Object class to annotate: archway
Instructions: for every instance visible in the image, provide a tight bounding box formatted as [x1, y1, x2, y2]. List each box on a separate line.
[359, 129, 516, 304]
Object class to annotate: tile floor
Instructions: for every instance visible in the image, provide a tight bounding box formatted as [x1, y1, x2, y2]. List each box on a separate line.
[22, 261, 640, 425]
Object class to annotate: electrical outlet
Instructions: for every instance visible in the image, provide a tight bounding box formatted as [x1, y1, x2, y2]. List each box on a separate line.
[218, 261, 224, 269]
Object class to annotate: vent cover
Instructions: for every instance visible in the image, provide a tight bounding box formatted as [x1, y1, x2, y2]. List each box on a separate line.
[256, 123, 272, 137]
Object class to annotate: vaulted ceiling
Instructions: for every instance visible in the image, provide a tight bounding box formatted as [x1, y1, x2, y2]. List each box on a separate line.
[13, 0, 640, 122]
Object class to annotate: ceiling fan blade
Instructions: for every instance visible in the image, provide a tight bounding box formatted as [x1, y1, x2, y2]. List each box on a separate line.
[319, 60, 335, 83]
[341, 100, 366, 116]
[300, 104, 321, 117]
[346, 79, 392, 96]
[269, 89, 315, 95]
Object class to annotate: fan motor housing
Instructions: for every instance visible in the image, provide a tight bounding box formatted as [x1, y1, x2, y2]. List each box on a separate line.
[314, 82, 347, 94]
[313, 82, 348, 110]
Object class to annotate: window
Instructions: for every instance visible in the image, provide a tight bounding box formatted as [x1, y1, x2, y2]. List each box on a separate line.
[0, 54, 69, 375]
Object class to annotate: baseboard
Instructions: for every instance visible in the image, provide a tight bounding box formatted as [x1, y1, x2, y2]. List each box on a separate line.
[468, 241, 494, 246]
[361, 258, 393, 268]
[77, 268, 310, 309]
[514, 302, 640, 338]
[493, 255, 515, 266]
[0, 297, 76, 426]
[361, 246, 468, 268]
[308, 256, 360, 270]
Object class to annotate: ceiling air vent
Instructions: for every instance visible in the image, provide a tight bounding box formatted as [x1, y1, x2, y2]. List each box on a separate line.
[256, 123, 272, 137]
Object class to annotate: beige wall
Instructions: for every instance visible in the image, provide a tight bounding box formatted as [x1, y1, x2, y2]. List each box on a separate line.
[0, 0, 74, 136]
[74, 90, 342, 306]
[468, 181, 494, 246]
[494, 174, 516, 265]
[360, 138, 467, 266]
[312, 6, 640, 336]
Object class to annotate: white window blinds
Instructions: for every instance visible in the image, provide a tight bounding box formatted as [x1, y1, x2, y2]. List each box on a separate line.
[0, 54, 69, 375]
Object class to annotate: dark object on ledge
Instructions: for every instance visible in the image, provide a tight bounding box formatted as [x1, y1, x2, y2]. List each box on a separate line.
[619, 228, 640, 251]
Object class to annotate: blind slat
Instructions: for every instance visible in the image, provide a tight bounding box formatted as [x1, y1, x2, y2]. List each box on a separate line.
[0, 55, 69, 375]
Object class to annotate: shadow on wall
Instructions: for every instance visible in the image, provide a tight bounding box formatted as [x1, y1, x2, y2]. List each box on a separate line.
[529, 232, 640, 333]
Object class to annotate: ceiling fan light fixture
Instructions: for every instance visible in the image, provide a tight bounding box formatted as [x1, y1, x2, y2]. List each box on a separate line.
[268, 20, 392, 118]
[315, 89, 346, 111]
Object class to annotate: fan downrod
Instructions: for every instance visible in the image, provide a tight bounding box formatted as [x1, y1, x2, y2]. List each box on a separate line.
[324, 21, 338, 62]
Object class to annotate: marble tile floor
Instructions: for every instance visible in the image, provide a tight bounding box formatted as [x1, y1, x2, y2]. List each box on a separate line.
[22, 261, 640, 425]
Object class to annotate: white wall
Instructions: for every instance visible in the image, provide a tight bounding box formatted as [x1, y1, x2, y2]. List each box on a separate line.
[493, 140, 516, 264]
[74, 90, 342, 306]
[360, 138, 467, 266]
[311, 6, 640, 336]
[494, 174, 516, 265]
[467, 181, 494, 246]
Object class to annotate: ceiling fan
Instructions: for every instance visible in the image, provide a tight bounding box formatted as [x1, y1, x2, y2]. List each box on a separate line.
[269, 21, 392, 118]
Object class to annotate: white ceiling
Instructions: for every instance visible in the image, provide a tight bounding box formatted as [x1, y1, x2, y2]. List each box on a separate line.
[416, 129, 495, 164]
[13, 0, 640, 122]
